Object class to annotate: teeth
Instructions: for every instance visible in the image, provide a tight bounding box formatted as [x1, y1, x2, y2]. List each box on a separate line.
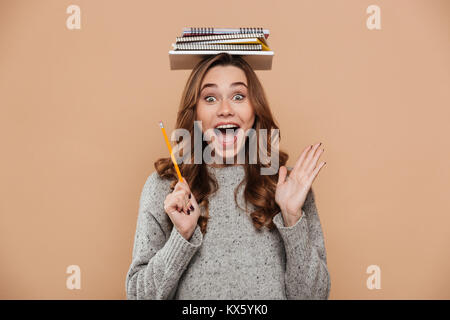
[216, 124, 239, 129]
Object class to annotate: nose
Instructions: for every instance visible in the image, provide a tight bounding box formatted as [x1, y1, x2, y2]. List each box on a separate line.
[217, 99, 234, 117]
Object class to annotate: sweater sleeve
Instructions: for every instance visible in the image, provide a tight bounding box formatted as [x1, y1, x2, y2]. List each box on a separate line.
[125, 173, 203, 300]
[272, 187, 331, 300]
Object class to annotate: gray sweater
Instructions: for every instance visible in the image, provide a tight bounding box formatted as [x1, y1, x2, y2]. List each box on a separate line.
[125, 164, 331, 299]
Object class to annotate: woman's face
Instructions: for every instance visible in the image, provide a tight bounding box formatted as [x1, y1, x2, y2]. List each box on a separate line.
[196, 65, 255, 163]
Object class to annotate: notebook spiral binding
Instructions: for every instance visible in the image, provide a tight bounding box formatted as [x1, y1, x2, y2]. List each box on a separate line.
[176, 32, 266, 43]
[173, 43, 262, 51]
[188, 27, 264, 35]
[239, 27, 264, 34]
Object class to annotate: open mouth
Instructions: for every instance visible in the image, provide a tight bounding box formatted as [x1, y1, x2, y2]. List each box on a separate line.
[213, 123, 241, 146]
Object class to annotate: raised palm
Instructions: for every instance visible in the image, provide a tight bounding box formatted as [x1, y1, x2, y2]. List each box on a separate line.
[275, 142, 326, 227]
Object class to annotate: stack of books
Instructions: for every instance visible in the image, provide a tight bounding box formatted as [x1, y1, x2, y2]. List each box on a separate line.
[169, 27, 274, 70]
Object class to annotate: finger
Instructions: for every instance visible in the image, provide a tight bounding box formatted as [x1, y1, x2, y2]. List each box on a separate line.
[305, 147, 324, 176]
[174, 187, 195, 215]
[164, 194, 182, 215]
[175, 194, 190, 214]
[172, 189, 188, 199]
[169, 192, 186, 212]
[292, 144, 313, 174]
[174, 177, 194, 203]
[172, 188, 190, 205]
[184, 196, 192, 214]
[174, 177, 191, 194]
[277, 166, 287, 186]
[190, 191, 199, 206]
[186, 193, 199, 216]
[308, 161, 326, 184]
[165, 203, 179, 215]
[179, 193, 192, 213]
[302, 142, 322, 172]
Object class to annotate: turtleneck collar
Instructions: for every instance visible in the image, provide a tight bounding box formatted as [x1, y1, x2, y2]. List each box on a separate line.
[205, 164, 245, 187]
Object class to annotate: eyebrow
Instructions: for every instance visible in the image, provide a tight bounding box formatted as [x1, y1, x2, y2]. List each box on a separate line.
[200, 82, 248, 92]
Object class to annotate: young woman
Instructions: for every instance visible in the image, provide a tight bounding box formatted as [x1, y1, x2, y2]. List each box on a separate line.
[125, 53, 330, 299]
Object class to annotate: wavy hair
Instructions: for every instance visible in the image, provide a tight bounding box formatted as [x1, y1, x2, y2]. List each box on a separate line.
[155, 53, 289, 235]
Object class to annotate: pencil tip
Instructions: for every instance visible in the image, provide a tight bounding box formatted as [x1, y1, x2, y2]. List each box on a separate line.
[159, 121, 163, 128]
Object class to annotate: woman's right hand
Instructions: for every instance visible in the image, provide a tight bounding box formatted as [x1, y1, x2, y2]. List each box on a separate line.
[163, 177, 201, 241]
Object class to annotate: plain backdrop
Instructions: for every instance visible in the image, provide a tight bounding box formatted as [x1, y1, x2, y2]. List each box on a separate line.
[0, 0, 449, 299]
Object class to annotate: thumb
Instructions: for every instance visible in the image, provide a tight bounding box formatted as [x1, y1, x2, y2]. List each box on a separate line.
[277, 166, 287, 186]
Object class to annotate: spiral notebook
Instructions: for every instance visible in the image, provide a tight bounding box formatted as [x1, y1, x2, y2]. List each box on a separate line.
[169, 27, 274, 70]
[181, 27, 270, 39]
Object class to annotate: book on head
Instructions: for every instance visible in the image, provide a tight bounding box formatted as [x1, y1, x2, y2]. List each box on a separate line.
[169, 27, 274, 70]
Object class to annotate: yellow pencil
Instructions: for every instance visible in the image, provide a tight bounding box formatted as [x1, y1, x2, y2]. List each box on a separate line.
[159, 121, 183, 183]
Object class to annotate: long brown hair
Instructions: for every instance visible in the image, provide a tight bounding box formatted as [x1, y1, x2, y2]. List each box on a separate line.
[155, 52, 289, 235]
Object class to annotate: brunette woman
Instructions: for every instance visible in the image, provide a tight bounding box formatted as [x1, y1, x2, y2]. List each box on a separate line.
[126, 53, 330, 300]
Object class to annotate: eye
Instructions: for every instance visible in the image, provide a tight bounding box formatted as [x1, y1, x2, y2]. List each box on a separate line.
[233, 93, 245, 101]
[205, 96, 216, 103]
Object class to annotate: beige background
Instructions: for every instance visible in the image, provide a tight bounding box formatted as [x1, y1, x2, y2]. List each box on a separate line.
[0, 0, 449, 299]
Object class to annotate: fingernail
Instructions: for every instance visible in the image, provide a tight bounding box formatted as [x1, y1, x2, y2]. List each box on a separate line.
[190, 205, 194, 211]
[187, 209, 191, 215]
[188, 193, 191, 199]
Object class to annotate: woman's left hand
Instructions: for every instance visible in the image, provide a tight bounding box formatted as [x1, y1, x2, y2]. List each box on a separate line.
[275, 142, 326, 227]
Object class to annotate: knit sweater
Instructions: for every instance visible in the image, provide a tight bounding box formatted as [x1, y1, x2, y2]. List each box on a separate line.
[125, 164, 331, 300]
